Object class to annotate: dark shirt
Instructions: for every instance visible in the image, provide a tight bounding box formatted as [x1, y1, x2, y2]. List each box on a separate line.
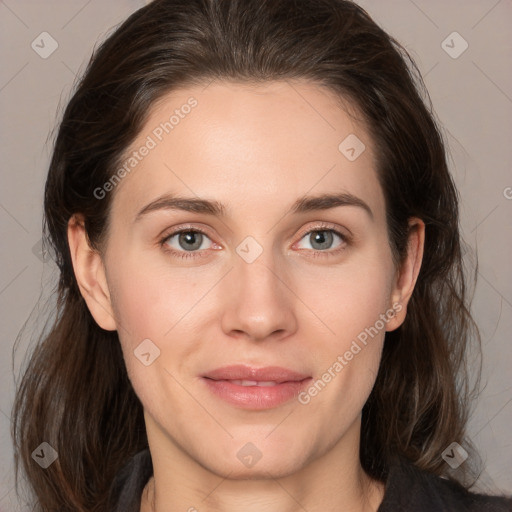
[109, 449, 512, 511]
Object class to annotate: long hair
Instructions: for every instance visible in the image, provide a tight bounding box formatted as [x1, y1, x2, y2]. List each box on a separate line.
[12, 0, 482, 510]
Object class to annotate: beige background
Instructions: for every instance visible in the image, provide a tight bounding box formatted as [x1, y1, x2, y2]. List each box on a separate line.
[0, 0, 511, 509]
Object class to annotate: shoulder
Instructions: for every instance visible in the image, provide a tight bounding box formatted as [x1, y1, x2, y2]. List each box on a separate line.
[378, 457, 512, 512]
[108, 448, 153, 512]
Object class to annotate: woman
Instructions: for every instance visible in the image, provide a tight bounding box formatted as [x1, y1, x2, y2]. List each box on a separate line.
[12, 0, 512, 511]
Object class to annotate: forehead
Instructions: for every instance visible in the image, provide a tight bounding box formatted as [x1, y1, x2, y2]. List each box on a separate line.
[110, 79, 384, 222]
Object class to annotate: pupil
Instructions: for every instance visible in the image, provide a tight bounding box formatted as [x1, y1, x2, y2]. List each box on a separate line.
[180, 232, 202, 251]
[312, 231, 332, 250]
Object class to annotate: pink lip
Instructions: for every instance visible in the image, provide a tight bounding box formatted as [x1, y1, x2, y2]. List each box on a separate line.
[202, 365, 312, 410]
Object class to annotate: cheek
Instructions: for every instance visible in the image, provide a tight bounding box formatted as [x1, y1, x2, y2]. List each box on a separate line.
[106, 254, 214, 388]
[107, 263, 188, 412]
[107, 254, 199, 341]
[294, 255, 394, 346]
[294, 251, 394, 406]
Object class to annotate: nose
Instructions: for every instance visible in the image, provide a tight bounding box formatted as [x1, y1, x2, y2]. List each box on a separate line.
[220, 249, 298, 343]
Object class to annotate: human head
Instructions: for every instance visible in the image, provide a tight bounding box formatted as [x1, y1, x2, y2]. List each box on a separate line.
[13, 1, 477, 510]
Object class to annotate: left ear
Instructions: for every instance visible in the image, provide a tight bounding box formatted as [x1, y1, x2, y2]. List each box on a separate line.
[386, 217, 425, 332]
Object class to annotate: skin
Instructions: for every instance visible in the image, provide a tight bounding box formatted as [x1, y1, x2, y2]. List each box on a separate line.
[68, 79, 424, 512]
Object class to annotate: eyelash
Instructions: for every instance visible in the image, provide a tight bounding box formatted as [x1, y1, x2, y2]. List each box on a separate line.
[158, 223, 350, 260]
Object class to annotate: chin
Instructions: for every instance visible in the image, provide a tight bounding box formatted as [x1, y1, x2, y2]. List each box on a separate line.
[203, 456, 305, 481]
[193, 437, 312, 480]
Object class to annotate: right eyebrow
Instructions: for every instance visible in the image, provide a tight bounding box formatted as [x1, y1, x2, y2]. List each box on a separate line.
[134, 195, 225, 223]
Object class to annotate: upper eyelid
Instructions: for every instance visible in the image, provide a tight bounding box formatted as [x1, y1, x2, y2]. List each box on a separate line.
[161, 225, 214, 242]
[296, 223, 348, 240]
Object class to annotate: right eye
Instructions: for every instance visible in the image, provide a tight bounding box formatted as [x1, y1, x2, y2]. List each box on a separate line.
[160, 228, 218, 259]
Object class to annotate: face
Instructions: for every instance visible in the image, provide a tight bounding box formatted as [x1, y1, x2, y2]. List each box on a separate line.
[78, 80, 415, 479]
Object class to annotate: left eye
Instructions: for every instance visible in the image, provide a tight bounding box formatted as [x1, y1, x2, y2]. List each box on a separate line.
[296, 229, 345, 251]
[163, 230, 213, 252]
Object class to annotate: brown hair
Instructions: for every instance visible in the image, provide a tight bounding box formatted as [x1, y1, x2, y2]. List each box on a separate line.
[12, 0, 483, 510]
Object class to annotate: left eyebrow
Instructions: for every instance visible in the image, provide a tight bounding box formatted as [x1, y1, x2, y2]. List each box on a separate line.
[290, 192, 374, 220]
[133, 191, 373, 223]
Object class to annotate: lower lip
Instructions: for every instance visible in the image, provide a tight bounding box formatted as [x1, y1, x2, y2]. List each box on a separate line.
[202, 378, 312, 410]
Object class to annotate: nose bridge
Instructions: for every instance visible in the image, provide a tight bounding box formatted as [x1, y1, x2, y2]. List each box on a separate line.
[220, 238, 297, 341]
[234, 233, 281, 288]
[237, 250, 281, 298]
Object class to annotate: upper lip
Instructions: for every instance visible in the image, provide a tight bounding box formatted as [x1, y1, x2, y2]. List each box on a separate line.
[203, 365, 310, 383]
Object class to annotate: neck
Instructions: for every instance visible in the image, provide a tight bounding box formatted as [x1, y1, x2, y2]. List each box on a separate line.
[140, 416, 385, 512]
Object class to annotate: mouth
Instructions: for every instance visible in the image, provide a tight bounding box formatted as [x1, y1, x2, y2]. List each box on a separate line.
[201, 365, 312, 410]
[226, 380, 281, 387]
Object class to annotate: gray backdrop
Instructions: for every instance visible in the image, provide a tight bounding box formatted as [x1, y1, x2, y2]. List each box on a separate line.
[1, 0, 511, 509]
